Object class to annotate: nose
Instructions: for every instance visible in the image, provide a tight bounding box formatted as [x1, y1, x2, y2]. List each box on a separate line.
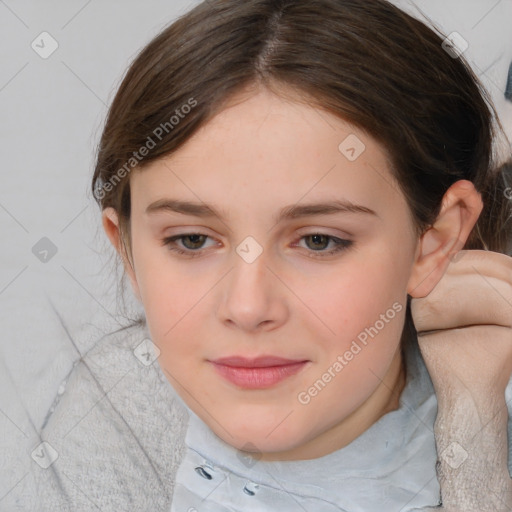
[216, 245, 288, 333]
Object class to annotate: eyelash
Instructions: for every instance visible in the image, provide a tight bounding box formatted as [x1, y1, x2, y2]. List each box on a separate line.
[161, 233, 353, 259]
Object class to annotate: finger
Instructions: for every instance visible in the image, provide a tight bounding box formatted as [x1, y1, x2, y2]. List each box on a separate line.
[446, 251, 512, 286]
[411, 272, 512, 332]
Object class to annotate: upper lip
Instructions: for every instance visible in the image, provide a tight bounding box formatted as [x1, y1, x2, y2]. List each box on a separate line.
[210, 356, 308, 368]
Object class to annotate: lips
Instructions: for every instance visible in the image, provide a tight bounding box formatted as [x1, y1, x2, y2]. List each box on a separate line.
[209, 356, 309, 389]
[212, 356, 306, 368]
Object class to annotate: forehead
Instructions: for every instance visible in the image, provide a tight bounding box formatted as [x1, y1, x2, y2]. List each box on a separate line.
[131, 87, 406, 221]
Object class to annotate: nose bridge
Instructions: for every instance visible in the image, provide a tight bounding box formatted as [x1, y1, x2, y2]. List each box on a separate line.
[217, 235, 285, 330]
[229, 236, 272, 302]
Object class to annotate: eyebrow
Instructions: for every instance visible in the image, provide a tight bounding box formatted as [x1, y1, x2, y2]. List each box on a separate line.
[145, 198, 378, 223]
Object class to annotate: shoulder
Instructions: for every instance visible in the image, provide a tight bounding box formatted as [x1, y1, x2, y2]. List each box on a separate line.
[32, 321, 189, 511]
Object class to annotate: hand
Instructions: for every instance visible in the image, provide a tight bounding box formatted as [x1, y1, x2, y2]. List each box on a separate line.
[412, 249, 512, 398]
[411, 249, 512, 512]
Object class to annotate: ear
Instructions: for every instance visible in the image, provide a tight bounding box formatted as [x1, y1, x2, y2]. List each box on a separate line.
[102, 207, 141, 301]
[407, 180, 483, 298]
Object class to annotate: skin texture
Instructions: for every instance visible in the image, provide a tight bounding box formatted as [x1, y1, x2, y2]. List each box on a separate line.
[411, 250, 512, 511]
[102, 86, 488, 473]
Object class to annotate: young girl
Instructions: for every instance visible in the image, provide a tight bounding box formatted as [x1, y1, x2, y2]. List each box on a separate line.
[31, 0, 512, 510]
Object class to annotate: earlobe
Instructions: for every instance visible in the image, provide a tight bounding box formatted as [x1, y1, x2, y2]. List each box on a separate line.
[101, 207, 142, 301]
[407, 180, 483, 298]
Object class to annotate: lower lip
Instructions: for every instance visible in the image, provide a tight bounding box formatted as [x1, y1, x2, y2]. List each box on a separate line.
[210, 361, 308, 389]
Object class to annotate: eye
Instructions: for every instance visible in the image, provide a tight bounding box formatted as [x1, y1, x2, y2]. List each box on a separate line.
[162, 233, 216, 258]
[294, 233, 353, 258]
[162, 232, 353, 259]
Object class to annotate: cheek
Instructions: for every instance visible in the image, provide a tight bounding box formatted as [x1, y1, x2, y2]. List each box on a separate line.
[136, 270, 205, 378]
[130, 240, 190, 335]
[306, 251, 408, 340]
[299, 251, 409, 404]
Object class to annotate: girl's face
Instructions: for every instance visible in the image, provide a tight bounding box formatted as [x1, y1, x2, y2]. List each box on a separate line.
[125, 86, 421, 461]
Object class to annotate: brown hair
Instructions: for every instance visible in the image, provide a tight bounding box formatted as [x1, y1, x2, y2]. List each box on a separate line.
[92, 0, 512, 328]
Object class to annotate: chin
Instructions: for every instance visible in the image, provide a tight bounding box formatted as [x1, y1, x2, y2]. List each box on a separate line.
[210, 416, 308, 454]
[233, 433, 300, 455]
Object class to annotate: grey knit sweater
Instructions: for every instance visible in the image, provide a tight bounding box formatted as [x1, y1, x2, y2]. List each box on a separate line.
[30, 322, 189, 511]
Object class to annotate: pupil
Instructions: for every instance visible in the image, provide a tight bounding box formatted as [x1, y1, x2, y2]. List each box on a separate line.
[185, 234, 203, 248]
[310, 234, 327, 250]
